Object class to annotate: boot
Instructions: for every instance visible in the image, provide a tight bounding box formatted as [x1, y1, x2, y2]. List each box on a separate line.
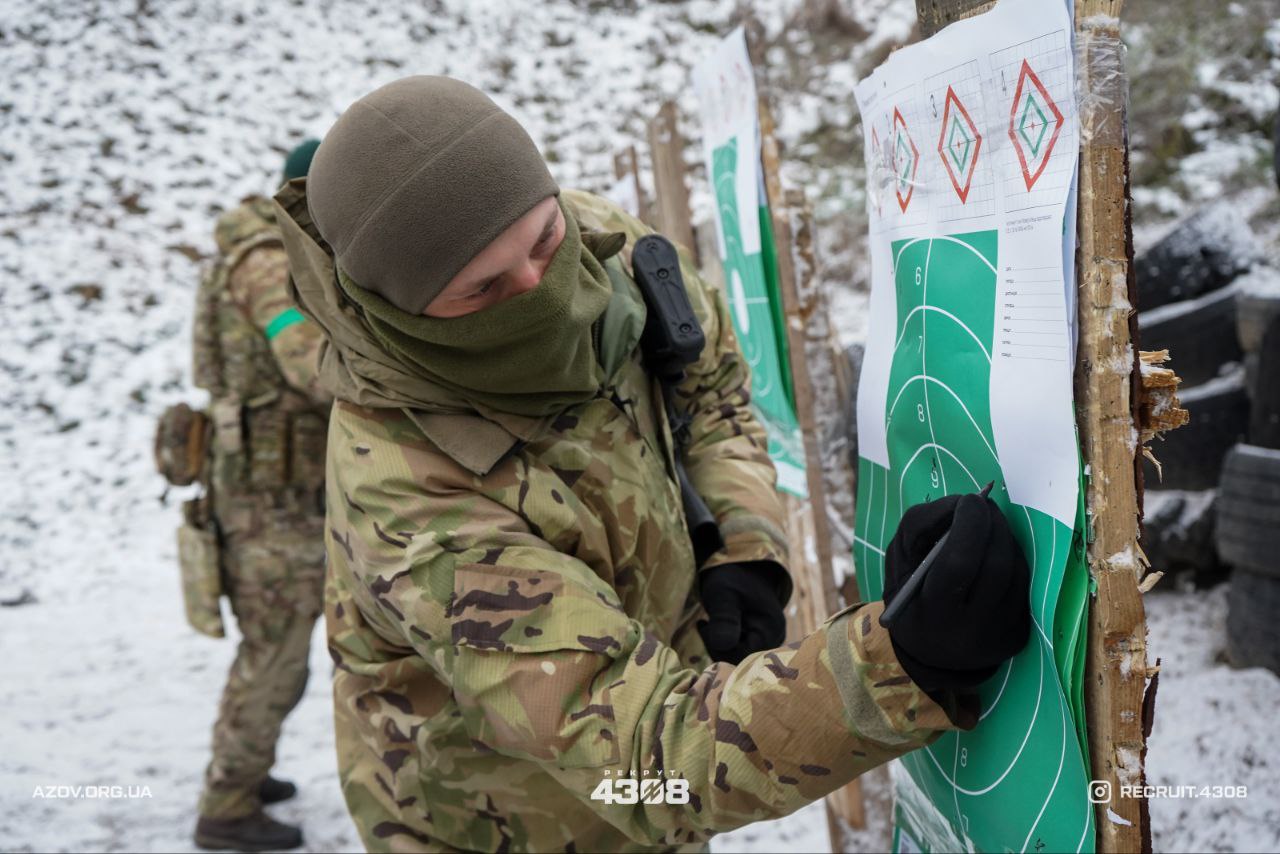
[258, 776, 297, 805]
[194, 811, 303, 852]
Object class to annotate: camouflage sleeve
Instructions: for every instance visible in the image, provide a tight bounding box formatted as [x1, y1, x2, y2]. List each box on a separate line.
[560, 190, 790, 583]
[672, 253, 792, 581]
[226, 243, 331, 404]
[353, 475, 973, 846]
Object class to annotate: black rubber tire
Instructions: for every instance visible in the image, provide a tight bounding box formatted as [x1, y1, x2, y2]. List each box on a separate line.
[1145, 371, 1249, 491]
[1138, 286, 1242, 388]
[1215, 443, 1280, 578]
[1226, 569, 1280, 676]
[1142, 489, 1228, 586]
[1249, 317, 1280, 449]
[1135, 206, 1260, 311]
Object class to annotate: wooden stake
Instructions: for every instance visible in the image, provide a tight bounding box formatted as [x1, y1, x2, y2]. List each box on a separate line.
[785, 187, 859, 606]
[754, 77, 842, 646]
[915, 0, 996, 31]
[612, 145, 650, 225]
[745, 21, 867, 842]
[1074, 4, 1151, 851]
[645, 101, 699, 262]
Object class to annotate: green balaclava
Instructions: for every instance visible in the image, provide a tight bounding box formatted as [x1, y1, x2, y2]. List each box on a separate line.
[335, 198, 616, 418]
[307, 76, 560, 315]
[305, 75, 626, 419]
[282, 138, 320, 183]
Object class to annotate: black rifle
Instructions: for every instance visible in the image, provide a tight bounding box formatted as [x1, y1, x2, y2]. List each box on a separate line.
[631, 234, 725, 567]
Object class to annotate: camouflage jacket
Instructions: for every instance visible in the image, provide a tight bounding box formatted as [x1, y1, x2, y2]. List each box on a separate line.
[274, 186, 974, 852]
[193, 197, 331, 510]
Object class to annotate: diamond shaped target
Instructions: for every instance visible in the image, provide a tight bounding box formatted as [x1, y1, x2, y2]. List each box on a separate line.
[936, 86, 982, 203]
[891, 108, 919, 212]
[1007, 59, 1064, 190]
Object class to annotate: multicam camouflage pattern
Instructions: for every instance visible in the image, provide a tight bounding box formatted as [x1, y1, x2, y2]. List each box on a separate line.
[194, 196, 328, 407]
[193, 197, 331, 499]
[178, 495, 225, 638]
[193, 198, 332, 819]
[304, 190, 972, 851]
[199, 500, 326, 819]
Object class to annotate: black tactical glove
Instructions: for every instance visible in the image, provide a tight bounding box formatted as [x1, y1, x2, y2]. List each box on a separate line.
[697, 561, 788, 665]
[883, 492, 1031, 693]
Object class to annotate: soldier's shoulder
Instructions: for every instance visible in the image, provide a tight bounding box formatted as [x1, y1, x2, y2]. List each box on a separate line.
[213, 195, 281, 256]
[562, 189, 652, 243]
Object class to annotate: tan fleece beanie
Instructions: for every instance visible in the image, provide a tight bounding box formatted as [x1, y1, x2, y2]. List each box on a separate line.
[307, 76, 560, 314]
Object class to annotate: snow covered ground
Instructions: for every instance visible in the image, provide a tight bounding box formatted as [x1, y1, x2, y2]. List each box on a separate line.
[1144, 585, 1280, 854]
[2, 0, 1278, 851]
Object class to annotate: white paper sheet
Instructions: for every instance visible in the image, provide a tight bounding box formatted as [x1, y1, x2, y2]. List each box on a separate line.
[854, 0, 1081, 525]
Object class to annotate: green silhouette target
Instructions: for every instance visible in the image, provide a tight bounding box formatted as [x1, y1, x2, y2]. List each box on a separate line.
[709, 137, 807, 496]
[854, 232, 1094, 853]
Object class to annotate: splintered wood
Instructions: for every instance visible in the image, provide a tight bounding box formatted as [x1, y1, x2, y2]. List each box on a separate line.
[1075, 3, 1153, 852]
[1137, 349, 1190, 477]
[1137, 349, 1186, 439]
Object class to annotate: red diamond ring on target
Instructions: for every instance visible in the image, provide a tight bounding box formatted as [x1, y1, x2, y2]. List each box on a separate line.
[1007, 59, 1064, 190]
[937, 85, 983, 203]
[891, 107, 920, 212]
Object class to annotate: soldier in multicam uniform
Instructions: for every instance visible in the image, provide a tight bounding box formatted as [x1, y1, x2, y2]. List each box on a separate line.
[190, 141, 332, 852]
[274, 77, 1032, 852]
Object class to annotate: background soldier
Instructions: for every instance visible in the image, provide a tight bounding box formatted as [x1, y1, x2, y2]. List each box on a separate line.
[189, 140, 331, 852]
[276, 77, 1031, 852]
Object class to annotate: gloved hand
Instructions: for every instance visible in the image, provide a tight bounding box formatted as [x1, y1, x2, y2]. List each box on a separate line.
[697, 561, 788, 665]
[883, 492, 1031, 693]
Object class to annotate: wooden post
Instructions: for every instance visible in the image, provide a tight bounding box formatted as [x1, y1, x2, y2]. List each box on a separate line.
[784, 190, 859, 603]
[754, 101, 842, 649]
[1074, 4, 1152, 851]
[745, 22, 867, 842]
[612, 145, 650, 225]
[914, 2, 1153, 851]
[646, 101, 699, 262]
[915, 0, 996, 30]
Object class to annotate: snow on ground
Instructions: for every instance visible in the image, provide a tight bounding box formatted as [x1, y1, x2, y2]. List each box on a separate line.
[1144, 583, 1280, 854]
[2, 0, 1278, 852]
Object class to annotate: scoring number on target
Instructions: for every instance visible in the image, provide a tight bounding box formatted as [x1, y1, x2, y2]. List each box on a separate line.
[590, 778, 690, 805]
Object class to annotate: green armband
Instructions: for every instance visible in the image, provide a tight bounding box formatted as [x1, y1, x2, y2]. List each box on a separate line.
[264, 307, 306, 340]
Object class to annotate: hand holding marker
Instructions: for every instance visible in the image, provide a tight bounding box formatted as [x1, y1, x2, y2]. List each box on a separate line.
[878, 481, 1031, 693]
[880, 481, 994, 629]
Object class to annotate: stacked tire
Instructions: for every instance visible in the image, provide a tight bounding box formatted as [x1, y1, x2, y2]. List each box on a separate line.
[1217, 445, 1280, 675]
[1218, 111, 1280, 674]
[1220, 113, 1280, 674]
[1138, 203, 1263, 585]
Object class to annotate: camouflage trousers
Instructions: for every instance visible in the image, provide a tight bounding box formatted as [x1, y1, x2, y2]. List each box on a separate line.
[198, 490, 325, 819]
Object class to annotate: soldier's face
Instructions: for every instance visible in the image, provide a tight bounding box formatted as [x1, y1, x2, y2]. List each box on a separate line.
[423, 196, 565, 318]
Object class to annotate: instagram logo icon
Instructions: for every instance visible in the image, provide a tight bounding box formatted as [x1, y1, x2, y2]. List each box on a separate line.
[1088, 780, 1112, 803]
